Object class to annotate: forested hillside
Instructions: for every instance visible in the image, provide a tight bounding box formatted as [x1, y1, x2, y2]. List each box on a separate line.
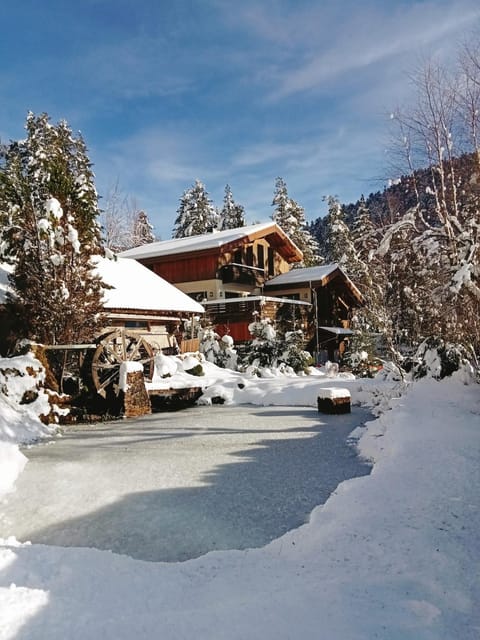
[310, 41, 480, 368]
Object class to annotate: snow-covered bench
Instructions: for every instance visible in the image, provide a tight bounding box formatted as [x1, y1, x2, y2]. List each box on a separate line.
[317, 387, 351, 414]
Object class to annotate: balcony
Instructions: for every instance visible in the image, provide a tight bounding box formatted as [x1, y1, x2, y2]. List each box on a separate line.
[219, 263, 265, 287]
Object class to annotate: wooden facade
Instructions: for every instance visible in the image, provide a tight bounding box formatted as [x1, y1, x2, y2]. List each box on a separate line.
[264, 265, 363, 361]
[120, 223, 306, 342]
[120, 224, 363, 352]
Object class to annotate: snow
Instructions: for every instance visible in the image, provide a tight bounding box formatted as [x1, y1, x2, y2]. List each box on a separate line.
[44, 198, 63, 220]
[0, 355, 57, 503]
[317, 387, 351, 399]
[0, 354, 479, 639]
[152, 352, 178, 380]
[66, 224, 80, 253]
[0, 262, 13, 305]
[93, 255, 204, 314]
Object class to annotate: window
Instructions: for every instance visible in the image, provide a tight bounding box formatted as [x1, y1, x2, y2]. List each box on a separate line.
[246, 245, 254, 266]
[268, 247, 275, 275]
[257, 244, 265, 270]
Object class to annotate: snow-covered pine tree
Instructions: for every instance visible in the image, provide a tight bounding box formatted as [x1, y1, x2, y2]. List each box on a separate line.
[172, 180, 219, 238]
[271, 177, 321, 267]
[132, 210, 155, 246]
[218, 184, 246, 230]
[271, 177, 292, 232]
[322, 195, 356, 267]
[0, 112, 105, 346]
[348, 195, 392, 361]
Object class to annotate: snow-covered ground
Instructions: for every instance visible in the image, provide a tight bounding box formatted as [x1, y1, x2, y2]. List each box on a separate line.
[0, 355, 479, 639]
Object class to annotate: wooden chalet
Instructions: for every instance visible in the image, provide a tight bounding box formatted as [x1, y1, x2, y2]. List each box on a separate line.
[120, 224, 363, 360]
[264, 265, 363, 361]
[120, 223, 312, 342]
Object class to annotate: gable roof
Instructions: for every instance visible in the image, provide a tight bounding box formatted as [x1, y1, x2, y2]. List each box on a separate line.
[119, 222, 303, 263]
[265, 264, 363, 303]
[94, 256, 204, 314]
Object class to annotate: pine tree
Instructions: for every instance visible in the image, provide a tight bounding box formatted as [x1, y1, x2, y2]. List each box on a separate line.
[272, 177, 292, 232]
[272, 177, 321, 267]
[218, 184, 246, 230]
[0, 112, 105, 345]
[172, 180, 218, 238]
[132, 210, 155, 246]
[323, 195, 356, 267]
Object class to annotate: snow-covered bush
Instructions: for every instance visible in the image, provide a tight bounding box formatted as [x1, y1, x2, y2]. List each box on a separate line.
[216, 334, 238, 370]
[240, 318, 282, 375]
[409, 337, 475, 380]
[152, 353, 178, 380]
[280, 330, 313, 373]
[180, 354, 204, 377]
[240, 318, 312, 376]
[199, 328, 238, 370]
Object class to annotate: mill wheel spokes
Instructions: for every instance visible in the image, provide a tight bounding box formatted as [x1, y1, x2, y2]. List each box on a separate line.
[91, 329, 154, 398]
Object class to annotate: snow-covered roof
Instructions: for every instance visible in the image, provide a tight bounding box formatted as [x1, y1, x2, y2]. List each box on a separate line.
[265, 264, 363, 303]
[0, 258, 204, 315]
[94, 256, 204, 314]
[265, 264, 339, 287]
[119, 222, 298, 260]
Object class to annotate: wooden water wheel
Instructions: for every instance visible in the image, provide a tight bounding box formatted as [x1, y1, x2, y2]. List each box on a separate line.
[91, 328, 154, 398]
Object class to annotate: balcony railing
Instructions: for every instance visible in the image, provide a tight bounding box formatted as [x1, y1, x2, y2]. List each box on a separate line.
[219, 263, 265, 286]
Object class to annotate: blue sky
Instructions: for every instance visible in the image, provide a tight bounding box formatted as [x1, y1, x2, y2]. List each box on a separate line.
[1, 0, 479, 239]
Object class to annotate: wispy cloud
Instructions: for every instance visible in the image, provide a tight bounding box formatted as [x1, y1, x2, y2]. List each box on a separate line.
[231, 1, 480, 101]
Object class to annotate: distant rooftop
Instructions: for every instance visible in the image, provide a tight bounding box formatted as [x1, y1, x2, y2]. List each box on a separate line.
[265, 264, 339, 286]
[119, 222, 300, 260]
[265, 264, 363, 302]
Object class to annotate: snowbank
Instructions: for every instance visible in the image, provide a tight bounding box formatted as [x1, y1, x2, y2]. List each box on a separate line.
[0, 354, 57, 500]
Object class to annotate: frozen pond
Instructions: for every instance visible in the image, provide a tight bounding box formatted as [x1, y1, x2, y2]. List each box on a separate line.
[0, 404, 372, 562]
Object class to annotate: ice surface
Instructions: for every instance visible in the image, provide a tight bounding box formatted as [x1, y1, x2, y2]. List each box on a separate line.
[0, 405, 372, 562]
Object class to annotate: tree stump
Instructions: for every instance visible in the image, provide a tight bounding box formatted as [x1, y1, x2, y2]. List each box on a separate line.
[317, 387, 351, 414]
